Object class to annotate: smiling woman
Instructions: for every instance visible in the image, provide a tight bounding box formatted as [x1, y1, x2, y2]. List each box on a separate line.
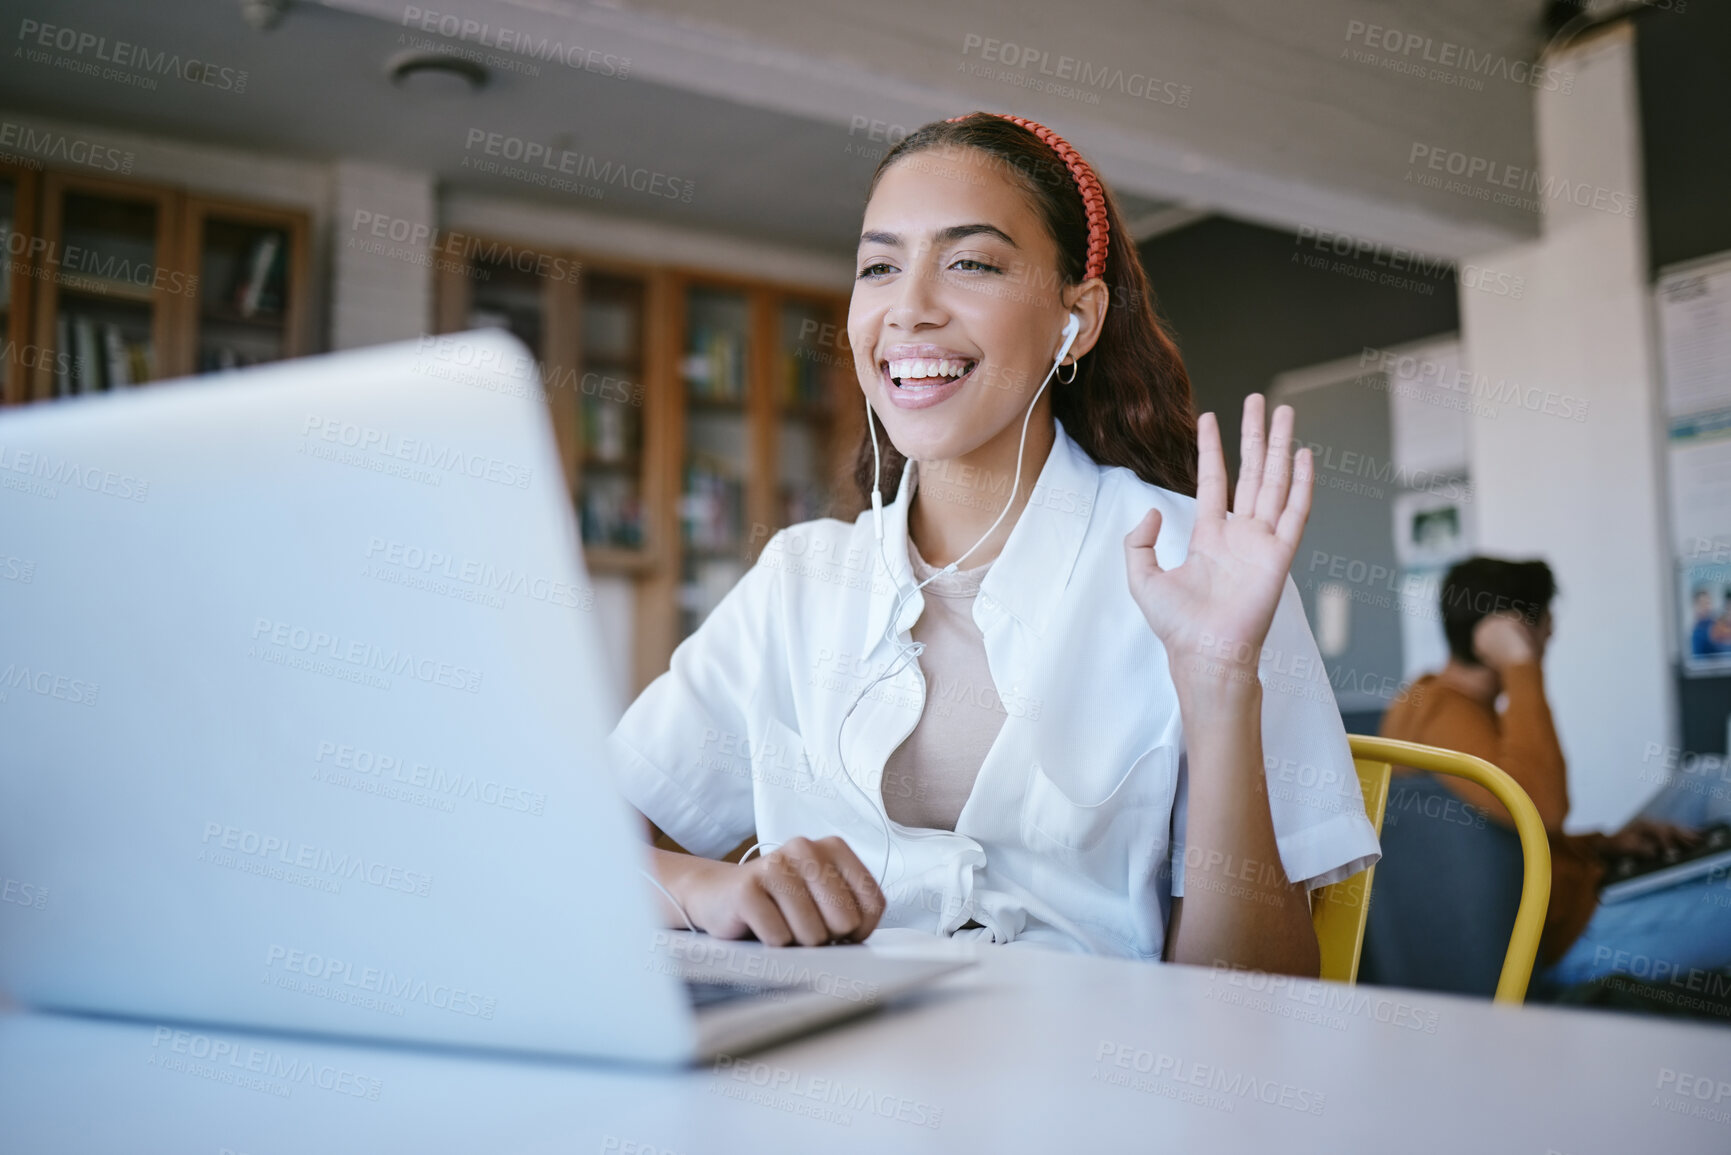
[608, 111, 1380, 976]
[849, 113, 1196, 519]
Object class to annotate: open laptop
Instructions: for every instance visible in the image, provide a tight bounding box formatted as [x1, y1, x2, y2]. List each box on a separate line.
[0, 330, 970, 1065]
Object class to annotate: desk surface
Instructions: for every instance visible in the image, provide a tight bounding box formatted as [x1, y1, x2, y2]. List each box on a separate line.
[1, 931, 1726, 1155]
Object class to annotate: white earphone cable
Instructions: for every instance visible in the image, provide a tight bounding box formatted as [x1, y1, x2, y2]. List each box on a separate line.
[840, 313, 1083, 897]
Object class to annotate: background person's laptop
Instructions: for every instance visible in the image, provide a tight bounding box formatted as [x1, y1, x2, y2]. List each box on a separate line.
[0, 331, 969, 1064]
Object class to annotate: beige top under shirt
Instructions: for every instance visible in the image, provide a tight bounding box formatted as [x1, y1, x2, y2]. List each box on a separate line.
[879, 534, 1011, 831]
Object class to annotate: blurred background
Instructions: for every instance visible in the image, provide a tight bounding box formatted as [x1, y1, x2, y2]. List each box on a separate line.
[0, 0, 1726, 832]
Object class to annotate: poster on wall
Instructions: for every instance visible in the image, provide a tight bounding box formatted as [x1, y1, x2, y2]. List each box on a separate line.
[1659, 252, 1731, 675]
[1679, 561, 1731, 675]
[1391, 489, 1475, 570]
[1658, 259, 1731, 421]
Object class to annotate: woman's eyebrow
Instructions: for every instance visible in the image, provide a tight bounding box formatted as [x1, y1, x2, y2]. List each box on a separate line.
[857, 223, 1019, 249]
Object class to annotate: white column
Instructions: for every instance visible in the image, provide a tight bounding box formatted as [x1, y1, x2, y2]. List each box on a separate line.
[1456, 24, 1672, 830]
[328, 160, 435, 350]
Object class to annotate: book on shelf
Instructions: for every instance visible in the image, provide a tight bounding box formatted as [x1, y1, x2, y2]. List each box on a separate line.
[102, 323, 131, 388]
[579, 473, 644, 549]
[679, 455, 743, 550]
[73, 316, 100, 395]
[233, 232, 284, 318]
[53, 311, 153, 394]
[53, 314, 71, 397]
[200, 345, 244, 374]
[0, 216, 10, 312]
[581, 393, 635, 462]
[784, 348, 828, 406]
[683, 326, 744, 401]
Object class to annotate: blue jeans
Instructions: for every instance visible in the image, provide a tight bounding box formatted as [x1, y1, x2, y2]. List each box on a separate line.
[1538, 871, 1731, 991]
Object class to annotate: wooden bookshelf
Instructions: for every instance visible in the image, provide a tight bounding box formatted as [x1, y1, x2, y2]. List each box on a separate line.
[575, 261, 667, 576]
[28, 172, 180, 401]
[657, 277, 859, 656]
[175, 196, 312, 377]
[434, 239, 667, 581]
[0, 161, 38, 406]
[435, 243, 851, 695]
[0, 169, 310, 404]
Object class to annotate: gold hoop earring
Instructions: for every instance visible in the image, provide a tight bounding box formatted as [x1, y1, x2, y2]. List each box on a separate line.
[1057, 358, 1078, 384]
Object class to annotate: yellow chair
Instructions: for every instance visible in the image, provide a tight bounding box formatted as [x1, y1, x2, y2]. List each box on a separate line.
[1310, 735, 1553, 1005]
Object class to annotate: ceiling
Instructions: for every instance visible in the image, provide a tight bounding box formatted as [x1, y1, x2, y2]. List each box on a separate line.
[0, 0, 1560, 259]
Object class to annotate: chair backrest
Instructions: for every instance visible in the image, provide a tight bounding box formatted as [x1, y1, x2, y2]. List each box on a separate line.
[1312, 736, 1553, 1004]
[1311, 754, 1391, 985]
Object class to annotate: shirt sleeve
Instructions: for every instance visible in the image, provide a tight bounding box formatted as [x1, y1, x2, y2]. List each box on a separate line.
[1169, 573, 1383, 895]
[604, 538, 786, 860]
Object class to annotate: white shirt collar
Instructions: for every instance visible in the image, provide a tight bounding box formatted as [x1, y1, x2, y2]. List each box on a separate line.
[859, 416, 1100, 653]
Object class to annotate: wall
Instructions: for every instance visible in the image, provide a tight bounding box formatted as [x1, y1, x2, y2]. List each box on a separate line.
[1455, 24, 1670, 831]
[1637, 0, 1731, 754]
[1138, 216, 1461, 732]
[1139, 217, 1461, 467]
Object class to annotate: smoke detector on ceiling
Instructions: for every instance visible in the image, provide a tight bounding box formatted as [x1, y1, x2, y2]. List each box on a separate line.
[239, 0, 291, 32]
[385, 50, 489, 95]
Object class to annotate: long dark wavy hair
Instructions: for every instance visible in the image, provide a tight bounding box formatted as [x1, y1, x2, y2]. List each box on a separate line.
[851, 112, 1198, 503]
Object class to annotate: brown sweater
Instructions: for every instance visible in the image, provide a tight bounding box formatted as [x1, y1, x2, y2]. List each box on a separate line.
[1379, 662, 1605, 964]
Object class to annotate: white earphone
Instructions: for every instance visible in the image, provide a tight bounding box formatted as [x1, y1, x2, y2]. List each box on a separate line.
[833, 310, 1084, 900]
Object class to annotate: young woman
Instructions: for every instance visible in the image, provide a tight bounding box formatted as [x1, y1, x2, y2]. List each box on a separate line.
[607, 112, 1379, 976]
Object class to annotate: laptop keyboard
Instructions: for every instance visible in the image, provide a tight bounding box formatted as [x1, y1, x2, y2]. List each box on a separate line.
[683, 978, 791, 1010]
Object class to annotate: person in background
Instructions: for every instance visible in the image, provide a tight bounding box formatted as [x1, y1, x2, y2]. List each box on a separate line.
[1362, 557, 1721, 1001]
[1711, 590, 1731, 653]
[1690, 587, 1721, 656]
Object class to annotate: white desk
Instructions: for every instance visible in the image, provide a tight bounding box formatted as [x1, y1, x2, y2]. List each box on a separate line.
[1, 931, 1726, 1154]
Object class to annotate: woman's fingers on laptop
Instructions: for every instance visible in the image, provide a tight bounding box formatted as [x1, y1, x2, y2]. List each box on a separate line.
[820, 837, 887, 943]
[734, 836, 885, 946]
[691, 835, 888, 946]
[731, 877, 794, 946]
[760, 837, 865, 945]
[758, 847, 836, 946]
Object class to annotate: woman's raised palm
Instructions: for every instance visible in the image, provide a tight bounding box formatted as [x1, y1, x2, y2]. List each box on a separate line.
[1123, 394, 1314, 673]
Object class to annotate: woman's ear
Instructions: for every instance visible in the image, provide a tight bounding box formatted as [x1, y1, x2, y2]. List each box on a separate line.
[1063, 277, 1112, 362]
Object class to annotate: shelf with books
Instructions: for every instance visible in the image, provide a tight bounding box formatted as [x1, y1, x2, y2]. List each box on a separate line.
[5, 172, 311, 403]
[679, 449, 747, 554]
[671, 282, 756, 638]
[29, 175, 179, 402]
[182, 202, 308, 378]
[466, 255, 545, 351]
[779, 297, 838, 410]
[435, 237, 665, 573]
[681, 285, 750, 403]
[50, 292, 154, 396]
[575, 270, 653, 560]
[768, 295, 854, 536]
[0, 163, 38, 405]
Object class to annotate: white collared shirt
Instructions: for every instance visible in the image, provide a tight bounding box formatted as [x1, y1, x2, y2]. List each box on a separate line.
[607, 417, 1380, 959]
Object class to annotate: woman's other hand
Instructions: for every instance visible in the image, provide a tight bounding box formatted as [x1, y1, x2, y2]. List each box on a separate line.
[674, 836, 886, 947]
[1124, 393, 1314, 689]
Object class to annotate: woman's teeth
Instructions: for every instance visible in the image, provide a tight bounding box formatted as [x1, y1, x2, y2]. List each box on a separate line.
[887, 358, 976, 387]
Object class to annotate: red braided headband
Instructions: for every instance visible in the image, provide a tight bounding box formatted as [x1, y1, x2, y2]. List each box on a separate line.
[946, 111, 1110, 282]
